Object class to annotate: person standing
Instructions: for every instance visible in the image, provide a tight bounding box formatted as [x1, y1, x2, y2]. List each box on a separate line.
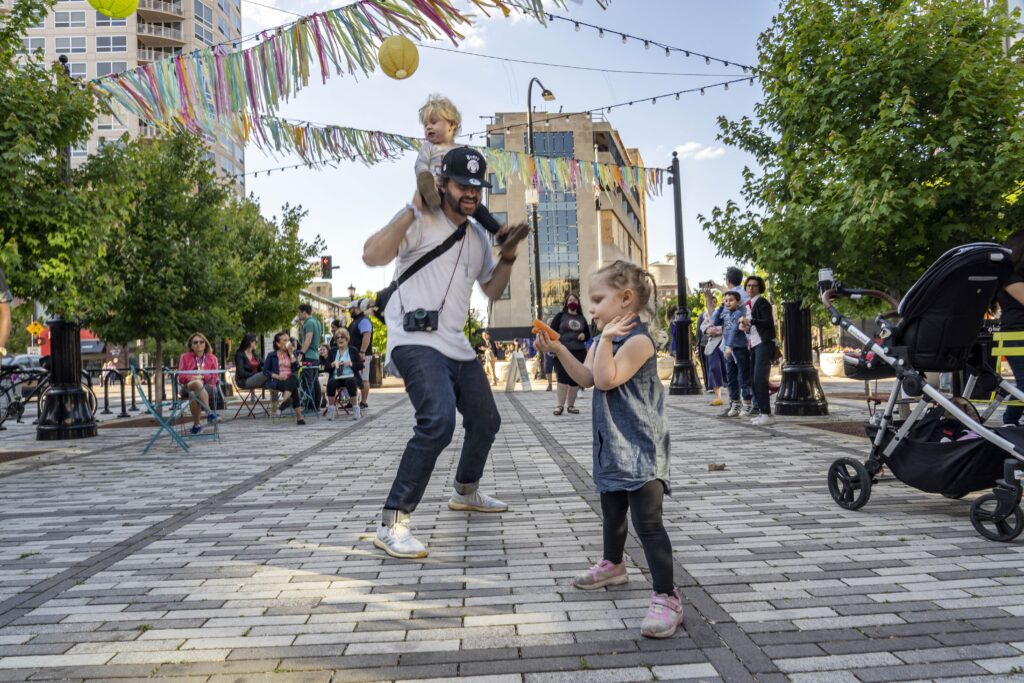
[296, 304, 322, 412]
[479, 330, 499, 386]
[347, 299, 374, 409]
[716, 291, 751, 417]
[0, 265, 10, 362]
[999, 229, 1024, 426]
[549, 293, 591, 415]
[739, 276, 777, 426]
[362, 147, 526, 559]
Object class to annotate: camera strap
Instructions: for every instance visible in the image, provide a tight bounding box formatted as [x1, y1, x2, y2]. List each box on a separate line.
[398, 220, 468, 315]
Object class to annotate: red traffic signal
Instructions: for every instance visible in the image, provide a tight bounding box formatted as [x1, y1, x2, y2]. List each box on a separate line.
[320, 255, 333, 279]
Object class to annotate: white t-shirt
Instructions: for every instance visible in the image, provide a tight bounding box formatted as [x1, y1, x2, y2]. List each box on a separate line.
[384, 207, 496, 374]
[746, 295, 763, 348]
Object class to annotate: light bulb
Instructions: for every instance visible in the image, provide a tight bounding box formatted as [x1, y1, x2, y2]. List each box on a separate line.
[749, 78, 754, 86]
[652, 98, 656, 104]
[644, 40, 649, 50]
[574, 22, 579, 31]
[664, 47, 670, 57]
[705, 56, 710, 65]
[724, 83, 729, 91]
[700, 88, 705, 96]
[675, 93, 679, 100]
[598, 28, 603, 38]
[621, 34, 627, 44]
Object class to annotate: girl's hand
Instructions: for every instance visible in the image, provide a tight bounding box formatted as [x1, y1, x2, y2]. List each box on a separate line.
[602, 314, 638, 339]
[535, 333, 563, 355]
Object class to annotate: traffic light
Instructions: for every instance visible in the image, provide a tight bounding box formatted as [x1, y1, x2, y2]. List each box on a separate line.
[320, 255, 332, 279]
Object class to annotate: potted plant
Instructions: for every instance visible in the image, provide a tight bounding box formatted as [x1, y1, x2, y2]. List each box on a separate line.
[818, 345, 847, 377]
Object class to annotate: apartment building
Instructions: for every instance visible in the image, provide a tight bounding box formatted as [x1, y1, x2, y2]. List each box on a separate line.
[484, 111, 649, 339]
[4, 0, 244, 185]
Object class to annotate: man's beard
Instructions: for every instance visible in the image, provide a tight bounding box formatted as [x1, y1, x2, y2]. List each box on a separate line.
[443, 189, 476, 217]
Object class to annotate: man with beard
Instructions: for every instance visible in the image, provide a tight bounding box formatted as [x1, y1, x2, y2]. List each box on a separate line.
[362, 147, 527, 559]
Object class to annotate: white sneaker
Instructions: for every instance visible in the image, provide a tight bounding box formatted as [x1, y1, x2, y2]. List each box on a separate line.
[751, 413, 776, 426]
[353, 404, 361, 420]
[741, 403, 755, 417]
[373, 511, 427, 559]
[725, 403, 741, 418]
[326, 406, 336, 421]
[448, 489, 509, 513]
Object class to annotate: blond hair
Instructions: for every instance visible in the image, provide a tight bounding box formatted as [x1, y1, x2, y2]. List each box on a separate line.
[592, 260, 658, 319]
[418, 94, 461, 133]
[334, 328, 350, 341]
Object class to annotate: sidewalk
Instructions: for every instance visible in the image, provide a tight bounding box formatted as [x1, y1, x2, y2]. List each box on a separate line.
[0, 384, 1022, 681]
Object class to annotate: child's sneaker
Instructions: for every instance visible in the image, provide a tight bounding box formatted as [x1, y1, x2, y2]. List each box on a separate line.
[417, 171, 441, 209]
[641, 588, 684, 639]
[326, 406, 336, 421]
[572, 559, 628, 590]
[353, 404, 361, 420]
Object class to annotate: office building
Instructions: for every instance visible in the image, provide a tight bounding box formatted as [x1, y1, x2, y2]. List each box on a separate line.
[8, 0, 245, 185]
[484, 111, 648, 339]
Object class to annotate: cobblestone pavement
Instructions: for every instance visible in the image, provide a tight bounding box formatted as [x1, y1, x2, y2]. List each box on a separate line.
[1, 382, 1024, 682]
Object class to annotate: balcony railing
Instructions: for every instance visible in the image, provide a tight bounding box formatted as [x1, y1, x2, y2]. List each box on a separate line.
[137, 0, 184, 17]
[137, 47, 180, 62]
[137, 23, 183, 41]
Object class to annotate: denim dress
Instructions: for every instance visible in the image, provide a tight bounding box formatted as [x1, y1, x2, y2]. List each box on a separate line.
[592, 324, 671, 494]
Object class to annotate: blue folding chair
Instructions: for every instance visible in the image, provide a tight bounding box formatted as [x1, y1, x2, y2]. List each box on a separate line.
[133, 369, 189, 455]
[173, 377, 223, 445]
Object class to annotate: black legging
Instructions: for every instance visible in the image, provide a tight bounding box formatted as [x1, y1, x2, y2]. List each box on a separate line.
[601, 479, 674, 594]
[274, 375, 299, 409]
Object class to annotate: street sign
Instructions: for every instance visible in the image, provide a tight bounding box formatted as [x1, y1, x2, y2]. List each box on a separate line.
[26, 320, 45, 336]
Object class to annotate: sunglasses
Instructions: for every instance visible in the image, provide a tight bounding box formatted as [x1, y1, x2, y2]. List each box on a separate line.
[190, 340, 204, 345]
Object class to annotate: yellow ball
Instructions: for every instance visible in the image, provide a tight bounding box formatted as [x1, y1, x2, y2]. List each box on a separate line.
[89, 0, 138, 19]
[378, 35, 419, 80]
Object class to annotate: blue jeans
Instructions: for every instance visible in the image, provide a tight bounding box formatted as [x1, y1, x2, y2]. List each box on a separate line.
[386, 345, 501, 513]
[725, 346, 752, 403]
[1003, 340, 1024, 425]
[751, 342, 773, 415]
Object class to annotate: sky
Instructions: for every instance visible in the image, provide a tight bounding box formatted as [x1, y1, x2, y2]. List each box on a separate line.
[240, 0, 780, 317]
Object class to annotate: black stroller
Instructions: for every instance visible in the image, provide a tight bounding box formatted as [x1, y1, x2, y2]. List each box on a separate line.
[821, 242, 1024, 541]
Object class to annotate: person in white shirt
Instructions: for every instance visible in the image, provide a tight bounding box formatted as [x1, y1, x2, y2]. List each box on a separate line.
[362, 147, 527, 559]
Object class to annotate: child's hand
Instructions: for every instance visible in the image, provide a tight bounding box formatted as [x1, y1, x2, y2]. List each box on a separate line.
[535, 333, 563, 355]
[602, 314, 638, 339]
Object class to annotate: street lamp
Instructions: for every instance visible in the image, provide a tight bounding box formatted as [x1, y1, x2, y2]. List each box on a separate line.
[667, 151, 701, 395]
[348, 283, 356, 300]
[526, 77, 555, 322]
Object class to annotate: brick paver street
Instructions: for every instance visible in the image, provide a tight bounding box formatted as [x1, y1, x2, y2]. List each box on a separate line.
[1, 382, 1024, 681]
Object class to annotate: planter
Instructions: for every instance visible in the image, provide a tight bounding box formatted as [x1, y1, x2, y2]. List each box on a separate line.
[819, 351, 845, 377]
[657, 356, 674, 381]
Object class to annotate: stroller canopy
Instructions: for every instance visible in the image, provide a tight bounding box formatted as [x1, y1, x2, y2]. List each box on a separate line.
[895, 243, 1011, 372]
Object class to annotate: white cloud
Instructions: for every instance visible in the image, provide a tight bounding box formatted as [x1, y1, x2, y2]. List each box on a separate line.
[674, 141, 725, 161]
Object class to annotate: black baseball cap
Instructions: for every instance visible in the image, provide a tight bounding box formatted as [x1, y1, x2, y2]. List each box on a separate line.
[441, 147, 492, 189]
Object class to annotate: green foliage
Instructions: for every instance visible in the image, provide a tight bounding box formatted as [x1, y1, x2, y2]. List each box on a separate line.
[700, 0, 1024, 301]
[464, 308, 485, 349]
[0, 0, 120, 313]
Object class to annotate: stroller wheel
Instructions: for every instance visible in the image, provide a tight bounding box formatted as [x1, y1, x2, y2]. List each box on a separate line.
[970, 494, 1024, 542]
[827, 458, 872, 510]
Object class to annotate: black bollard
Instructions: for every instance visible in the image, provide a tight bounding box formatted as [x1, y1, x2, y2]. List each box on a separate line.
[37, 317, 97, 440]
[667, 152, 701, 395]
[775, 299, 829, 416]
[101, 370, 112, 415]
[117, 371, 130, 418]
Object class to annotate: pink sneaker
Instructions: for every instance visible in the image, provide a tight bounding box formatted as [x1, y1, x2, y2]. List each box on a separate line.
[572, 559, 628, 590]
[641, 588, 684, 638]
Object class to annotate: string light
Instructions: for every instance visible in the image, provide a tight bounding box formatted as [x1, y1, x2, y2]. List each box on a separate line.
[546, 13, 752, 71]
[675, 93, 679, 100]
[700, 88, 705, 96]
[724, 82, 728, 91]
[664, 47, 670, 57]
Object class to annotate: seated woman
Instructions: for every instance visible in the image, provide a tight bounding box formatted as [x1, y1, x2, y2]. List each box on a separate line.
[234, 333, 268, 390]
[178, 332, 220, 435]
[326, 328, 362, 421]
[263, 331, 304, 425]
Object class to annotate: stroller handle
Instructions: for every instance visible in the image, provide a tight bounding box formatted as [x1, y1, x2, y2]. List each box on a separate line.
[821, 287, 900, 309]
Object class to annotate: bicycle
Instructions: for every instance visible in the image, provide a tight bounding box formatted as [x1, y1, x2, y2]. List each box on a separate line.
[0, 366, 97, 428]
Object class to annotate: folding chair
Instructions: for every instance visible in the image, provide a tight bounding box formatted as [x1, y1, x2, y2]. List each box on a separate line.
[175, 379, 222, 445]
[232, 375, 269, 419]
[134, 369, 189, 455]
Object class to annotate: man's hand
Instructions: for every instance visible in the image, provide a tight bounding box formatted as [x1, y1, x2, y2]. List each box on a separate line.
[496, 222, 530, 261]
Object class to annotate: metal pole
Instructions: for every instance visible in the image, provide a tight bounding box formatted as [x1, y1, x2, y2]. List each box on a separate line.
[117, 371, 130, 418]
[37, 56, 97, 440]
[101, 370, 112, 415]
[527, 78, 543, 322]
[668, 152, 701, 395]
[775, 299, 829, 415]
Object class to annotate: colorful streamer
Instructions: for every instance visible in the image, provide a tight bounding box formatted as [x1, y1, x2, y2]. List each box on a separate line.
[246, 117, 662, 197]
[90, 0, 606, 145]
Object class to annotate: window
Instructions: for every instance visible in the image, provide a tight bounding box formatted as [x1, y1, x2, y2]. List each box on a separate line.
[216, 16, 228, 36]
[230, 12, 240, 33]
[95, 11, 126, 26]
[487, 173, 505, 195]
[71, 140, 88, 157]
[55, 11, 86, 27]
[195, 24, 213, 43]
[217, 0, 227, 12]
[28, 15, 45, 28]
[488, 133, 504, 150]
[96, 35, 127, 52]
[56, 36, 86, 53]
[195, 1, 213, 43]
[18, 37, 45, 54]
[68, 62, 87, 78]
[96, 61, 127, 77]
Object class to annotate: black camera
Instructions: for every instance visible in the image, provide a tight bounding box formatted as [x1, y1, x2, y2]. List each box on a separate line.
[698, 280, 714, 289]
[403, 308, 439, 332]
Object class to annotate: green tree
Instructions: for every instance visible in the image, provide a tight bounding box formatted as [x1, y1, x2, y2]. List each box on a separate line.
[227, 200, 323, 336]
[0, 0, 123, 313]
[700, 0, 1024, 302]
[76, 131, 245, 397]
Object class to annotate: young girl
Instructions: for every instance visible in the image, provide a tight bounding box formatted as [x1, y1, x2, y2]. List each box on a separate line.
[327, 329, 361, 421]
[415, 94, 501, 233]
[536, 260, 681, 639]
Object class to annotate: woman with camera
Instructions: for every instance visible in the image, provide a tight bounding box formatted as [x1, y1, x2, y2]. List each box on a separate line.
[549, 293, 591, 415]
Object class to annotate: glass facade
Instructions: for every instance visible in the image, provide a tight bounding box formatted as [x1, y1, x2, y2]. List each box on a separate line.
[528, 132, 579, 320]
